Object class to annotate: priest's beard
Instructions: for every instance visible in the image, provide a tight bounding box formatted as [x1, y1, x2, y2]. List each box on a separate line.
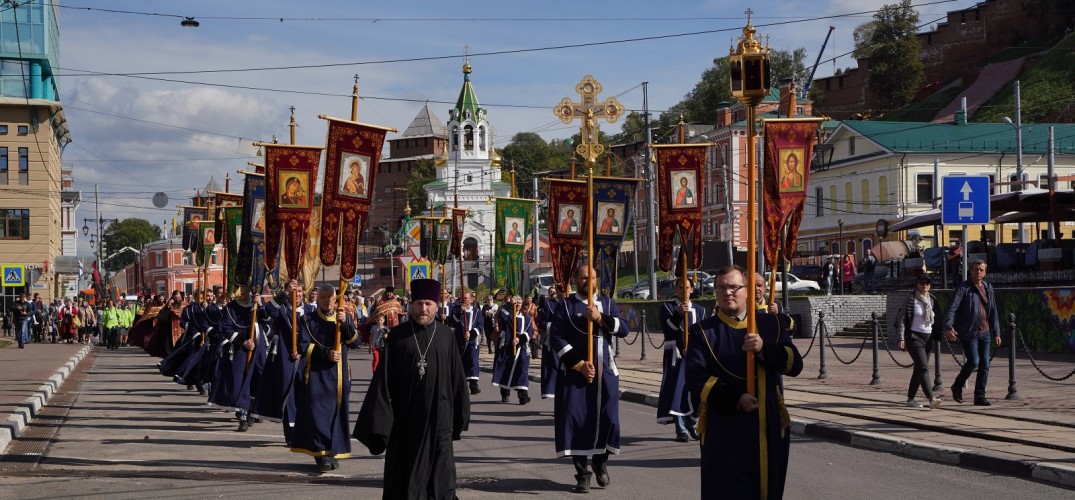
[410, 312, 435, 326]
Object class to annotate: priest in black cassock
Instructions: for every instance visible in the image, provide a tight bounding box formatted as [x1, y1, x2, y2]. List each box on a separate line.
[657, 277, 706, 442]
[448, 290, 483, 395]
[354, 278, 470, 500]
[684, 266, 804, 500]
[290, 283, 359, 472]
[549, 264, 629, 494]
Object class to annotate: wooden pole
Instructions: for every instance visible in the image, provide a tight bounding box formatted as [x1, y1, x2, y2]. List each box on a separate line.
[335, 280, 345, 351]
[745, 106, 758, 397]
[680, 243, 689, 352]
[245, 300, 256, 373]
[512, 302, 518, 358]
[586, 165, 595, 365]
[290, 287, 298, 356]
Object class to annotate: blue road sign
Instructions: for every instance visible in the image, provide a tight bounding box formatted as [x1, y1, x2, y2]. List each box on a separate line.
[2, 264, 25, 287]
[351, 274, 363, 287]
[942, 175, 991, 225]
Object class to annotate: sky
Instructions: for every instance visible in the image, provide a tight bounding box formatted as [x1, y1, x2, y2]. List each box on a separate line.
[58, 0, 982, 254]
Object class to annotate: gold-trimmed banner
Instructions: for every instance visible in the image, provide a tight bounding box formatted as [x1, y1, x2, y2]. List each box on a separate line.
[261, 143, 323, 277]
[763, 118, 823, 266]
[655, 144, 707, 273]
[548, 179, 588, 292]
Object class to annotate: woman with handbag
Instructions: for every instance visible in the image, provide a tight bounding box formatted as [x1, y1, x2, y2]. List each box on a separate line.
[894, 275, 944, 409]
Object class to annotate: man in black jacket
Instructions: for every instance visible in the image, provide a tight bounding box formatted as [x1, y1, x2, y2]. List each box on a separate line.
[943, 260, 1001, 406]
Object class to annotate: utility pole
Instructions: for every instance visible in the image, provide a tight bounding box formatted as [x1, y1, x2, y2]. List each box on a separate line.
[722, 146, 734, 264]
[1047, 126, 1055, 241]
[533, 175, 540, 266]
[1014, 80, 1024, 243]
[643, 82, 658, 298]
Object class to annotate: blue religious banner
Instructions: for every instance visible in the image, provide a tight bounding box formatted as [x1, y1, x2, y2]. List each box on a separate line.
[236, 171, 267, 291]
[591, 176, 640, 294]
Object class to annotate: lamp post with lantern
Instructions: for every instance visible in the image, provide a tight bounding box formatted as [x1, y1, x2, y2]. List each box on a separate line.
[728, 9, 771, 397]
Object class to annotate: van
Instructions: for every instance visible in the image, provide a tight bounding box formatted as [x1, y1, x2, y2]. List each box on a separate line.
[530, 269, 555, 296]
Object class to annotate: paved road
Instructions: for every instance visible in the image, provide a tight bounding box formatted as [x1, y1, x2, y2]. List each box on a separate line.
[2, 347, 1073, 499]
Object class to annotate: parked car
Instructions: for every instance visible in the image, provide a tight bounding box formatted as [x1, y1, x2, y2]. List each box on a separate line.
[656, 278, 704, 300]
[790, 265, 823, 282]
[771, 273, 821, 292]
[616, 280, 651, 300]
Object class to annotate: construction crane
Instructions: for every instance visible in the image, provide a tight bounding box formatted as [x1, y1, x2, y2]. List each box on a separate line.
[803, 26, 836, 97]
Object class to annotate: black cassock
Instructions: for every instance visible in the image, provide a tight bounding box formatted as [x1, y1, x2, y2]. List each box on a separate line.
[354, 320, 470, 500]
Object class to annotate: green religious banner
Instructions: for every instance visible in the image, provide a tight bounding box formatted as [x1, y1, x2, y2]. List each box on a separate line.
[431, 217, 451, 266]
[495, 197, 535, 294]
[196, 221, 216, 267]
[222, 206, 244, 292]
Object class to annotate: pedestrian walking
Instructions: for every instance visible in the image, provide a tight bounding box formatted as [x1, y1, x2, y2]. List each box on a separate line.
[944, 260, 1002, 406]
[895, 275, 944, 409]
[492, 295, 532, 404]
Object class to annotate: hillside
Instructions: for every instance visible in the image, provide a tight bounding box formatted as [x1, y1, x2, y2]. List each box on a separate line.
[971, 33, 1075, 123]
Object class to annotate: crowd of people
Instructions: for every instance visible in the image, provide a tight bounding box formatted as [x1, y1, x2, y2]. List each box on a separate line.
[2, 293, 137, 349]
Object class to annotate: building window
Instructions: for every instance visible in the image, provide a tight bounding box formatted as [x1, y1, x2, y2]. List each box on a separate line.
[878, 176, 888, 205]
[844, 182, 853, 213]
[156, 252, 163, 267]
[848, 136, 856, 156]
[0, 209, 29, 239]
[0, 125, 6, 134]
[1039, 174, 1054, 190]
[860, 179, 870, 211]
[18, 147, 28, 185]
[0, 147, 7, 185]
[1010, 173, 1025, 192]
[828, 185, 837, 214]
[950, 229, 963, 243]
[182, 252, 192, 265]
[916, 174, 934, 204]
[17, 125, 28, 136]
[815, 187, 824, 216]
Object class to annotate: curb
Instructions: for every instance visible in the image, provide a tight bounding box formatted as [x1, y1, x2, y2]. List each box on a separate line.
[0, 345, 92, 453]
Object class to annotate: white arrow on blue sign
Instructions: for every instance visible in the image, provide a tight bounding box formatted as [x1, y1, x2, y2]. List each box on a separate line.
[941, 175, 991, 225]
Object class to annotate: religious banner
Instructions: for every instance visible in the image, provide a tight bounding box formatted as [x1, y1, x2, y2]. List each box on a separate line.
[261, 143, 322, 278]
[236, 172, 266, 291]
[181, 206, 207, 252]
[449, 208, 467, 259]
[418, 217, 434, 259]
[591, 176, 639, 294]
[196, 221, 216, 267]
[763, 118, 823, 266]
[548, 179, 588, 292]
[222, 205, 244, 292]
[495, 197, 535, 294]
[318, 116, 394, 280]
[654, 144, 707, 272]
[211, 191, 243, 247]
[430, 217, 451, 266]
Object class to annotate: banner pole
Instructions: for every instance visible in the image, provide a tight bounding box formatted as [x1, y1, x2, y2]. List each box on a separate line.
[586, 165, 595, 366]
[746, 106, 758, 397]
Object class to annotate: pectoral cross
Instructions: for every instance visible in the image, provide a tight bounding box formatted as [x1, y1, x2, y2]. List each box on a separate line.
[417, 357, 427, 379]
[553, 75, 625, 166]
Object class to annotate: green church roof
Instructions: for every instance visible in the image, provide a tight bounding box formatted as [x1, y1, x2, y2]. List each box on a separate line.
[842, 121, 1075, 155]
[450, 59, 487, 124]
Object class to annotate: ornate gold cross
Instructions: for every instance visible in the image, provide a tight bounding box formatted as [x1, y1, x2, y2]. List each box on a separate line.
[553, 75, 625, 166]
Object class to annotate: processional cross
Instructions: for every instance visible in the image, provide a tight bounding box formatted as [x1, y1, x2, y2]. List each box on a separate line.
[553, 75, 625, 166]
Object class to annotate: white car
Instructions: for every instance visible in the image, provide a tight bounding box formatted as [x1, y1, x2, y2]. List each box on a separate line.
[771, 273, 821, 292]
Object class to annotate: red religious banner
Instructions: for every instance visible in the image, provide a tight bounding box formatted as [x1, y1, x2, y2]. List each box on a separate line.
[261, 143, 323, 277]
[763, 118, 823, 266]
[449, 208, 467, 258]
[211, 191, 242, 249]
[548, 179, 588, 292]
[318, 115, 395, 280]
[654, 144, 707, 272]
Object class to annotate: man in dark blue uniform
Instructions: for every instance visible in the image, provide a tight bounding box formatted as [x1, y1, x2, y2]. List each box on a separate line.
[550, 264, 629, 493]
[493, 295, 532, 404]
[684, 265, 803, 499]
[258, 280, 313, 447]
[538, 286, 564, 400]
[449, 290, 484, 395]
[658, 278, 706, 442]
[290, 283, 359, 472]
[207, 285, 270, 432]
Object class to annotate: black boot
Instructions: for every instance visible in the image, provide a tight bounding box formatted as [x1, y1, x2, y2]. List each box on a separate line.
[518, 390, 530, 405]
[573, 472, 592, 493]
[500, 389, 510, 403]
[469, 381, 481, 395]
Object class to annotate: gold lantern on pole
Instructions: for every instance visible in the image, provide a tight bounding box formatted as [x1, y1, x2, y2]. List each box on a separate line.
[728, 9, 770, 397]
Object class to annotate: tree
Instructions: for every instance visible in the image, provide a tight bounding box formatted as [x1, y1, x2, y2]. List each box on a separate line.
[861, 0, 924, 111]
[406, 158, 436, 217]
[101, 218, 161, 272]
[852, 21, 878, 60]
[500, 132, 566, 199]
[770, 47, 809, 91]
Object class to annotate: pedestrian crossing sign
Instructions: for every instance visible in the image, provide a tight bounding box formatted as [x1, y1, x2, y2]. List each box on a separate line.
[406, 262, 430, 287]
[2, 264, 25, 287]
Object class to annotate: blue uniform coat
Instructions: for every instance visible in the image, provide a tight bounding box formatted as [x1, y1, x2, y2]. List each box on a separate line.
[290, 307, 359, 458]
[657, 298, 707, 423]
[449, 302, 484, 381]
[207, 300, 269, 412]
[492, 306, 532, 391]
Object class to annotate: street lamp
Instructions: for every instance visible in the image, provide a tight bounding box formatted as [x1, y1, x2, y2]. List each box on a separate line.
[837, 219, 844, 294]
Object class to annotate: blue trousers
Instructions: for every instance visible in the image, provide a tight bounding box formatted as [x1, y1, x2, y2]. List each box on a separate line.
[954, 335, 990, 399]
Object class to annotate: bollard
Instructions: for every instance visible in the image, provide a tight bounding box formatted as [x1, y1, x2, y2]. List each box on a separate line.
[932, 337, 943, 393]
[817, 311, 828, 379]
[1005, 313, 1020, 400]
[640, 310, 648, 361]
[870, 311, 881, 385]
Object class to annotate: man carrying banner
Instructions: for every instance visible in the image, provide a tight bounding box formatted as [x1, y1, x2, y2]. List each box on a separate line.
[208, 285, 270, 432]
[684, 265, 803, 499]
[537, 285, 564, 400]
[658, 277, 705, 442]
[258, 280, 312, 447]
[449, 290, 484, 395]
[290, 283, 359, 472]
[550, 264, 629, 493]
[354, 278, 470, 499]
[493, 295, 532, 405]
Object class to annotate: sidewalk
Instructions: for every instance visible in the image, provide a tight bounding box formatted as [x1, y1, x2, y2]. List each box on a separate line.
[608, 332, 1075, 489]
[0, 341, 90, 453]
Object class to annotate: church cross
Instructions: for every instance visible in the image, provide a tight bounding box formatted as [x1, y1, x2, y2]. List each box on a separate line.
[553, 75, 625, 165]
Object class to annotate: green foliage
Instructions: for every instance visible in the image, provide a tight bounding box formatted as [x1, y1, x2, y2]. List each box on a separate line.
[862, 0, 924, 111]
[883, 84, 963, 122]
[852, 21, 878, 60]
[102, 218, 161, 272]
[972, 34, 1075, 123]
[501, 132, 565, 199]
[406, 158, 435, 217]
